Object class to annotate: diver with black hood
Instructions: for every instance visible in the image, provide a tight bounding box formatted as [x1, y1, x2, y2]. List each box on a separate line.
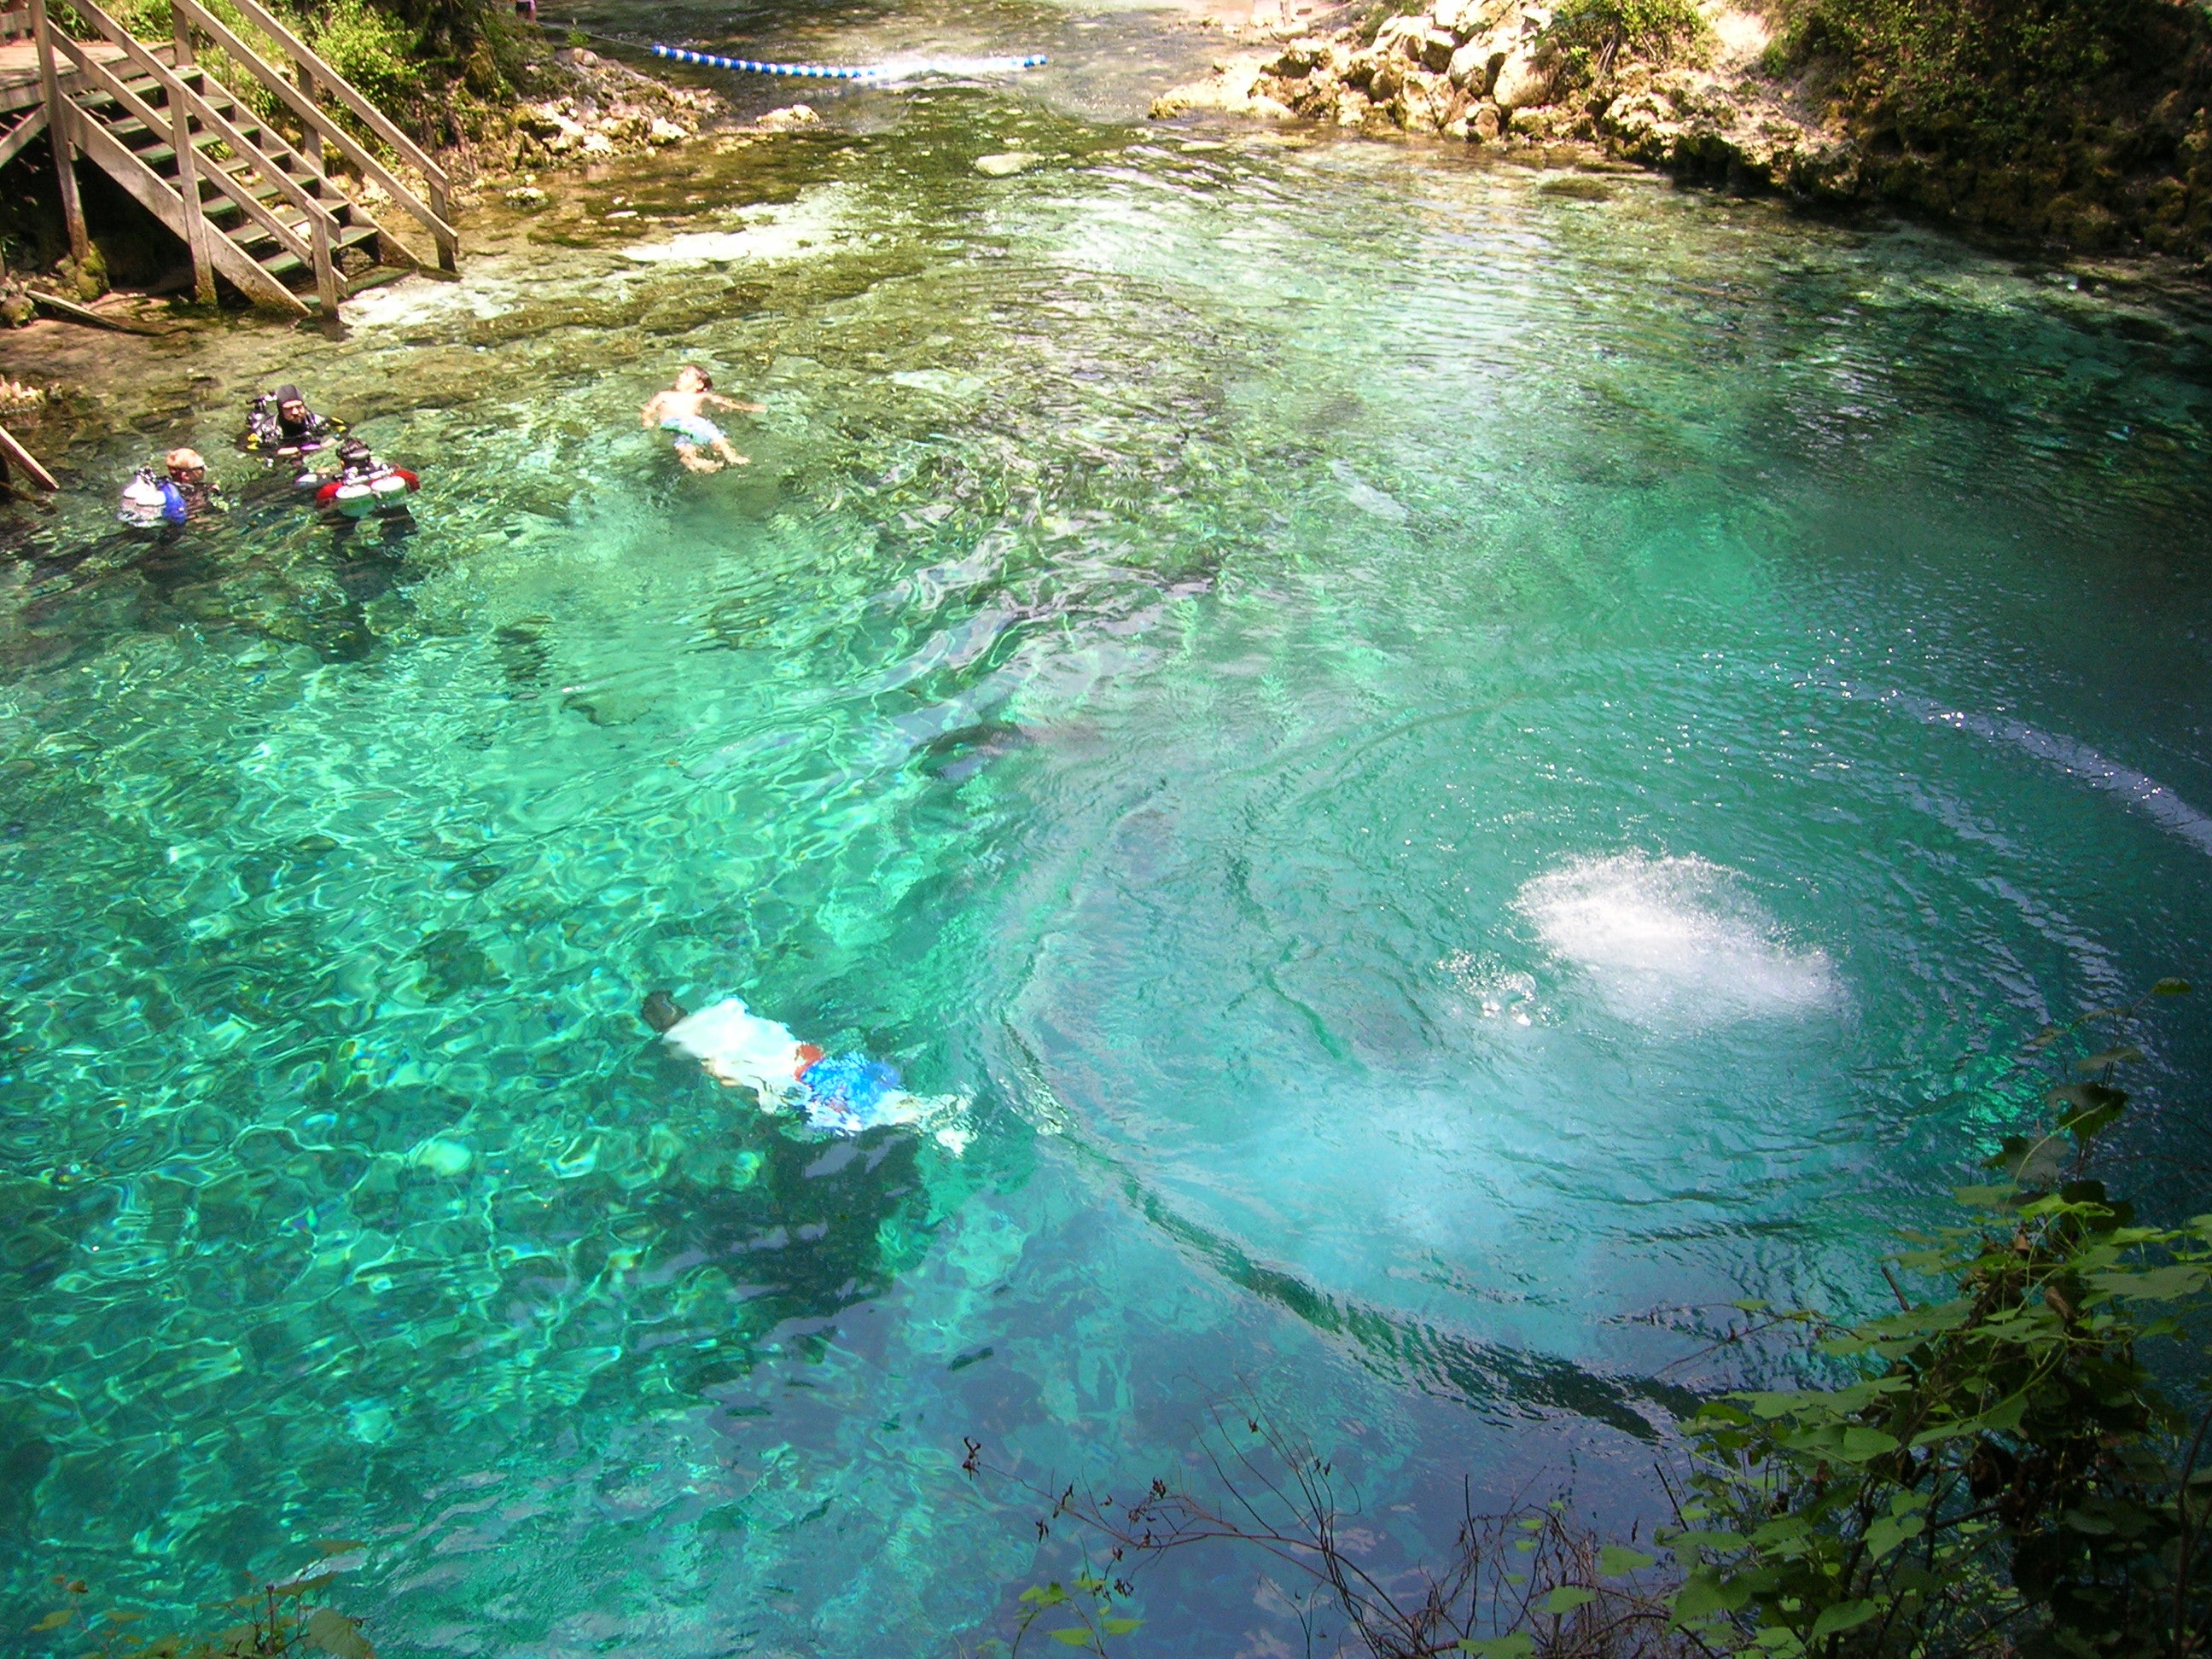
[242, 384, 347, 463]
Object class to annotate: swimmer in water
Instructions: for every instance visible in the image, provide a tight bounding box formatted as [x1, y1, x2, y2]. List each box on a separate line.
[640, 365, 761, 474]
[641, 990, 972, 1150]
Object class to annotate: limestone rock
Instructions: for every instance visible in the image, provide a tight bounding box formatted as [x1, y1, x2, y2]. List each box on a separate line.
[503, 184, 550, 211]
[1150, 52, 1295, 120]
[1448, 38, 1504, 93]
[1490, 44, 1557, 111]
[754, 102, 820, 131]
[974, 150, 1045, 176]
[648, 117, 688, 144]
[1374, 14, 1458, 72]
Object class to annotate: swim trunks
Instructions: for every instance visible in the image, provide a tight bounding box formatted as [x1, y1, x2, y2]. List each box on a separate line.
[661, 414, 725, 448]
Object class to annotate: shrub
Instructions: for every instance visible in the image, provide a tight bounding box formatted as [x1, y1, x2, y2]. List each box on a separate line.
[1544, 0, 1712, 80]
[984, 980, 2211, 1659]
[305, 0, 426, 113]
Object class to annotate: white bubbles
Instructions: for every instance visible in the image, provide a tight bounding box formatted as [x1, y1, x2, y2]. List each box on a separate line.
[1516, 852, 1839, 1029]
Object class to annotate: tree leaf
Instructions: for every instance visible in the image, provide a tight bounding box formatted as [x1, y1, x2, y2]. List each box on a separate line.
[1672, 1571, 1750, 1620]
[1864, 1515, 1924, 1559]
[2073, 1048, 2142, 1074]
[1458, 1636, 1535, 1659]
[2093, 1264, 2207, 1301]
[34, 1610, 74, 1631]
[1809, 1599, 1882, 1640]
[1987, 1135, 2068, 1188]
[2153, 979, 2191, 995]
[1541, 1587, 1598, 1615]
[1599, 1545, 1656, 1575]
[304, 1607, 375, 1659]
[1838, 1426, 1901, 1461]
[1049, 1628, 1092, 1647]
[1099, 1618, 1143, 1637]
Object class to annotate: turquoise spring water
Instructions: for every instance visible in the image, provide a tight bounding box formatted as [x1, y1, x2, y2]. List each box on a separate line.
[3, 9, 2212, 1651]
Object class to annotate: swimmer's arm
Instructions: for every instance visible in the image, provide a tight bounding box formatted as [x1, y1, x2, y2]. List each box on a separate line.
[639, 395, 662, 428]
[707, 393, 765, 413]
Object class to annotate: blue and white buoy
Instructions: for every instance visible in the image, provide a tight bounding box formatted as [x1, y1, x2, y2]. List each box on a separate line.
[650, 44, 1048, 82]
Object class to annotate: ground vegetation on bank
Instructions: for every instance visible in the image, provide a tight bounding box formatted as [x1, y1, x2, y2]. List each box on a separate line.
[987, 981, 2212, 1659]
[1159, 0, 2212, 262]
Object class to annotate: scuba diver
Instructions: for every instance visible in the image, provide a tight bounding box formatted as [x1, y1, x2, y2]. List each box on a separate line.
[117, 448, 229, 529]
[242, 384, 348, 483]
[315, 438, 419, 521]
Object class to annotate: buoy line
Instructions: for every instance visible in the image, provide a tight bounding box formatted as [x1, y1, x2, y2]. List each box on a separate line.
[649, 44, 1048, 81]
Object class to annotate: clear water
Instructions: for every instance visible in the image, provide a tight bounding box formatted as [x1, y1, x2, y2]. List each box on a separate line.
[4, 9, 2212, 1652]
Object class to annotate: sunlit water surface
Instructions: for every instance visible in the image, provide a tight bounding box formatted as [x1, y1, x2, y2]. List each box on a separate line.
[4, 9, 2212, 1652]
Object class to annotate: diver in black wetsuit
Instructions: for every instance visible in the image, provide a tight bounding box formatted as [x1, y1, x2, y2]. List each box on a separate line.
[242, 384, 346, 457]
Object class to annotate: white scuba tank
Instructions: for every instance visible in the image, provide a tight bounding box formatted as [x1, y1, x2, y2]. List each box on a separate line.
[370, 471, 411, 506]
[118, 472, 169, 527]
[334, 478, 378, 519]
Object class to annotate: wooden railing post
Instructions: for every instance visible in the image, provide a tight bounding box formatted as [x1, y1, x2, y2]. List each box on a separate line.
[170, 0, 192, 66]
[310, 212, 339, 318]
[28, 0, 88, 262]
[430, 181, 455, 270]
[169, 82, 213, 303]
[295, 60, 321, 172]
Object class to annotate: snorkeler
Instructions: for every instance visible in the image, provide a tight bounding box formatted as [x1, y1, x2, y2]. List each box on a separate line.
[640, 991, 970, 1149]
[242, 384, 346, 460]
[640, 365, 761, 474]
[314, 438, 420, 518]
[117, 448, 229, 527]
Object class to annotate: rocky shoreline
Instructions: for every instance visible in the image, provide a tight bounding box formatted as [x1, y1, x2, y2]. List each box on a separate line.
[1153, 2, 1851, 184]
[1153, 0, 2212, 265]
[442, 44, 824, 212]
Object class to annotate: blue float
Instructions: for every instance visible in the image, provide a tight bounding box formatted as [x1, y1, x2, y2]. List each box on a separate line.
[650, 44, 1048, 82]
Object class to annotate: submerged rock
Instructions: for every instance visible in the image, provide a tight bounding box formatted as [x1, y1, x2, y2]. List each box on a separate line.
[973, 151, 1045, 177]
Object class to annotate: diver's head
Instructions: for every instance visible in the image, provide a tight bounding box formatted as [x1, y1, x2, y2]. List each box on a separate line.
[336, 438, 373, 470]
[165, 447, 206, 481]
[675, 364, 711, 393]
[276, 384, 309, 424]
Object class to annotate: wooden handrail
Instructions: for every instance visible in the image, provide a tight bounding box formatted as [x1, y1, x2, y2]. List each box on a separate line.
[44, 27, 315, 269]
[171, 0, 455, 268]
[212, 0, 444, 189]
[55, 0, 337, 235]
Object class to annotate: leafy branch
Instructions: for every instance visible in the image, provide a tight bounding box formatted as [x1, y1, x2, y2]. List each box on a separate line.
[975, 980, 2209, 1659]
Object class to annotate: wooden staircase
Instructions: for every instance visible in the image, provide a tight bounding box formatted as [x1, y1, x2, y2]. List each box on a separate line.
[15, 0, 457, 320]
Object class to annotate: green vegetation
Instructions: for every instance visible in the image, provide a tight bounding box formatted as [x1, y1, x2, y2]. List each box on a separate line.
[1544, 0, 1713, 80]
[990, 981, 2212, 1659]
[92, 0, 525, 138]
[1761, 0, 2184, 137]
[31, 1547, 375, 1659]
[1756, 0, 2212, 251]
[1668, 978, 2209, 1659]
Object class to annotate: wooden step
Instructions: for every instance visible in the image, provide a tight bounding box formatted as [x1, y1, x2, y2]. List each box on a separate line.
[258, 224, 381, 287]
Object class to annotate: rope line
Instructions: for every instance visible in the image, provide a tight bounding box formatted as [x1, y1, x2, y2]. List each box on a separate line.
[649, 44, 1048, 80]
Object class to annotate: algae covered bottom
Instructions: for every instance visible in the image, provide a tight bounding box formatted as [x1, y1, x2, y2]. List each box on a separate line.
[2, 27, 2211, 1657]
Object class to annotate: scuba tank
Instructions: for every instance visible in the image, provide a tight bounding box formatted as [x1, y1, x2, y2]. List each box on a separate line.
[118, 469, 178, 527]
[333, 474, 379, 519]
